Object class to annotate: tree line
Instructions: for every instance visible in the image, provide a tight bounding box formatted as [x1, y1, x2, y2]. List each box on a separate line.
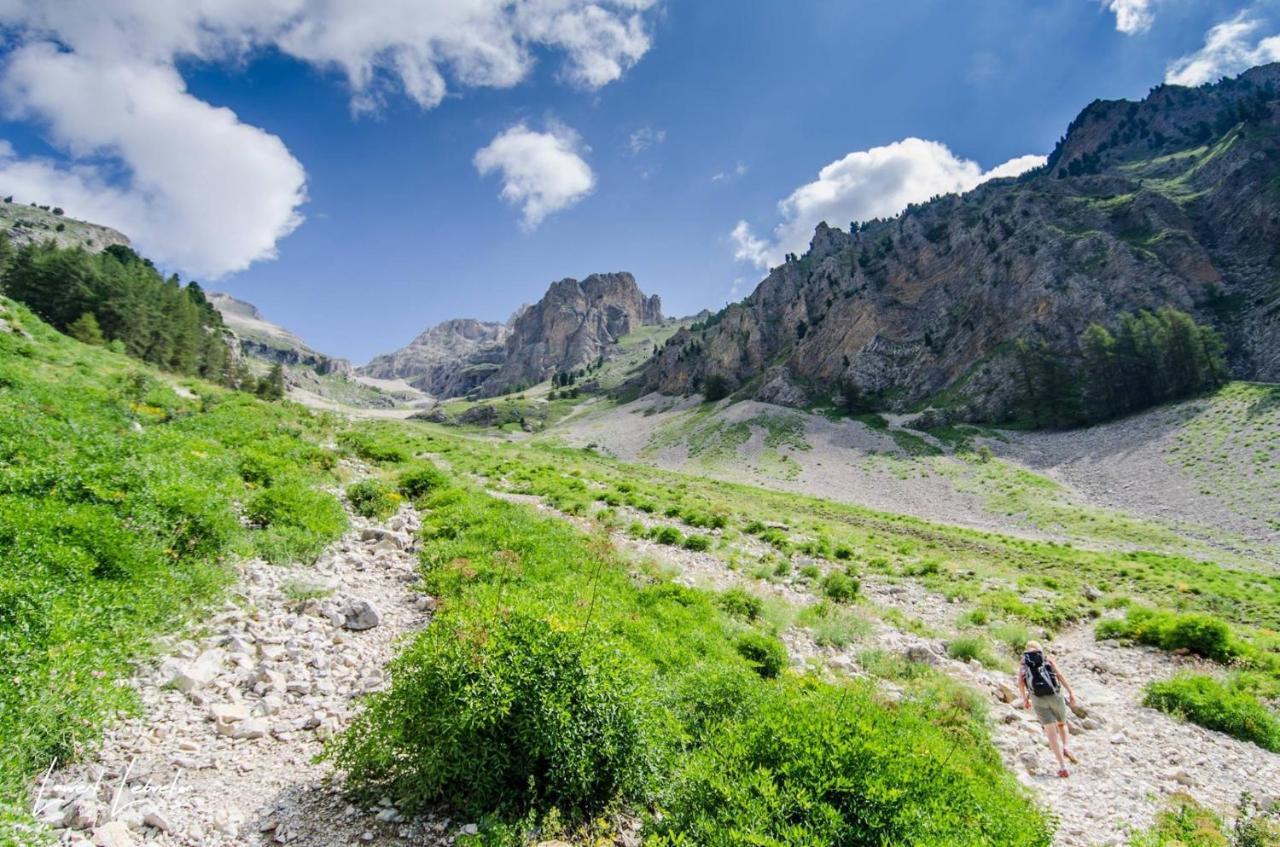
[1015, 307, 1226, 428]
[0, 234, 286, 400]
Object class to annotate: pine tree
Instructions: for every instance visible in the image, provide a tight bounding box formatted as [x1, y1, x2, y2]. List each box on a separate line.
[67, 311, 105, 346]
[256, 363, 286, 401]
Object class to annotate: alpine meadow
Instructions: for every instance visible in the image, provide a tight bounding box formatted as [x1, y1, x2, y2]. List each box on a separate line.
[1, 3, 1279, 847]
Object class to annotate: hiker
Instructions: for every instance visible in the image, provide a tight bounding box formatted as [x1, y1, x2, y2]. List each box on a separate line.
[1017, 640, 1078, 778]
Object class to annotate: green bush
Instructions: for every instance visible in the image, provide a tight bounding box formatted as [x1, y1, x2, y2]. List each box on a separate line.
[947, 635, 1000, 668]
[397, 462, 449, 500]
[654, 526, 684, 546]
[329, 613, 659, 820]
[1144, 674, 1280, 752]
[716, 588, 763, 622]
[339, 429, 410, 464]
[734, 632, 788, 679]
[798, 600, 871, 648]
[821, 570, 860, 602]
[346, 479, 401, 520]
[1098, 607, 1238, 662]
[648, 681, 1051, 847]
[1128, 791, 1280, 847]
[245, 481, 347, 563]
[682, 534, 712, 552]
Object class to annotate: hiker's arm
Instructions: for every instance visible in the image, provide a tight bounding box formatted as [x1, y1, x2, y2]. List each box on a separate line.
[1017, 666, 1029, 708]
[1049, 658, 1075, 702]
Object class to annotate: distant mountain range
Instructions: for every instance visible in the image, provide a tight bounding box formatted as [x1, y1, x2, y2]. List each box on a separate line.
[360, 271, 663, 398]
[16, 64, 1280, 422]
[642, 64, 1280, 421]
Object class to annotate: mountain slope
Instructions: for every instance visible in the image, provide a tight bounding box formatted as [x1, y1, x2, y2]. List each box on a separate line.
[477, 271, 662, 396]
[644, 64, 1280, 422]
[363, 271, 663, 400]
[359, 318, 509, 398]
[210, 292, 353, 377]
[0, 199, 129, 253]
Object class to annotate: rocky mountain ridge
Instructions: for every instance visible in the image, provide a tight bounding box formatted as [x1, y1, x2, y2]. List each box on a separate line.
[643, 63, 1280, 421]
[0, 200, 130, 253]
[359, 317, 510, 398]
[209, 293, 353, 377]
[361, 271, 663, 399]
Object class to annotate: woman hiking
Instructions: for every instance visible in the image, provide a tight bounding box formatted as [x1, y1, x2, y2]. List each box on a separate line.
[1017, 640, 1078, 778]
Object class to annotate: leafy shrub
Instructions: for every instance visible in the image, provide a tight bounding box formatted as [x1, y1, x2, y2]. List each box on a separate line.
[397, 462, 449, 500]
[1144, 674, 1280, 752]
[329, 613, 659, 820]
[339, 429, 409, 464]
[947, 635, 1000, 668]
[246, 482, 347, 563]
[346, 479, 400, 520]
[1128, 791, 1280, 847]
[648, 682, 1051, 847]
[834, 544, 854, 560]
[1098, 607, 1238, 662]
[992, 621, 1033, 656]
[798, 601, 871, 648]
[821, 570, 860, 602]
[653, 526, 684, 546]
[716, 587, 763, 622]
[734, 632, 788, 679]
[682, 534, 712, 552]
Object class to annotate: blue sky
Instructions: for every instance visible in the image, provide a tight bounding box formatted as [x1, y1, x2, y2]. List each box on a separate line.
[1, 1, 1277, 363]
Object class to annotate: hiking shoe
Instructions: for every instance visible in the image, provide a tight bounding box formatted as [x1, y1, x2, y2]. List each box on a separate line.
[1057, 768, 1070, 778]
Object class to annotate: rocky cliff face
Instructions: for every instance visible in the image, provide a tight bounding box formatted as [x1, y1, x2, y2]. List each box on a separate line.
[477, 272, 662, 396]
[209, 293, 353, 377]
[359, 318, 509, 398]
[645, 64, 1280, 420]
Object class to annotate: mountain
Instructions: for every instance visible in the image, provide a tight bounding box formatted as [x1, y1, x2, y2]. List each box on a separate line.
[0, 199, 129, 253]
[644, 64, 1280, 422]
[209, 292, 353, 377]
[359, 318, 510, 398]
[477, 271, 662, 396]
[363, 271, 663, 399]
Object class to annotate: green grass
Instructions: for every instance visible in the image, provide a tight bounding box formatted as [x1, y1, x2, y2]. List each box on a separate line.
[0, 299, 345, 831]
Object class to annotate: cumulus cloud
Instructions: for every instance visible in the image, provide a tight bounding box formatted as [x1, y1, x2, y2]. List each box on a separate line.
[474, 122, 595, 229]
[0, 1, 659, 276]
[1104, 0, 1155, 35]
[1165, 12, 1280, 87]
[730, 138, 1045, 270]
[0, 44, 305, 277]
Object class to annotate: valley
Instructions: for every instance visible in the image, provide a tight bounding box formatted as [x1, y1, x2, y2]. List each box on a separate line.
[3, 53, 1280, 847]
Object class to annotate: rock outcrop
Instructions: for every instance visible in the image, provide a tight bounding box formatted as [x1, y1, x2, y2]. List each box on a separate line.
[477, 272, 662, 396]
[365, 272, 662, 399]
[644, 64, 1280, 421]
[359, 318, 509, 398]
[209, 293, 353, 378]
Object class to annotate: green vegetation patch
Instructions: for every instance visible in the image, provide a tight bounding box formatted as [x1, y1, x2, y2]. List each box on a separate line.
[1144, 674, 1280, 752]
[0, 299, 344, 822]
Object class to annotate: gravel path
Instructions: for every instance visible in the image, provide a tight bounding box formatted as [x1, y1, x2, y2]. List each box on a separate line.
[28, 477, 449, 847]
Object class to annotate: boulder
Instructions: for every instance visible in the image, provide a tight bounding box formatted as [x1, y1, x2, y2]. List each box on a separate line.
[342, 599, 382, 631]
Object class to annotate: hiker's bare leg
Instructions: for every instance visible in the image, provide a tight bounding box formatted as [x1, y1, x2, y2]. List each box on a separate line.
[1042, 722, 1065, 769]
[1056, 722, 1069, 750]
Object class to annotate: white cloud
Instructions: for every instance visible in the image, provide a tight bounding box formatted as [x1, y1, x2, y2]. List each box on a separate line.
[474, 122, 595, 229]
[0, 44, 305, 277]
[628, 126, 666, 155]
[730, 138, 1045, 270]
[712, 161, 748, 182]
[729, 220, 770, 267]
[1166, 12, 1280, 87]
[1104, 0, 1155, 35]
[0, 1, 659, 276]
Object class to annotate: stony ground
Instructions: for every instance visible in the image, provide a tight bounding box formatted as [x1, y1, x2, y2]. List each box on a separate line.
[29, 475, 453, 847]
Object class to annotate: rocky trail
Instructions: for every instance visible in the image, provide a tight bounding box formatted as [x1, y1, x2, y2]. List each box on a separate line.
[28, 471, 451, 847]
[494, 489, 1280, 847]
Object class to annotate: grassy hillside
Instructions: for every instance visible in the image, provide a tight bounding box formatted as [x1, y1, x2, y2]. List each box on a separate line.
[0, 298, 347, 831]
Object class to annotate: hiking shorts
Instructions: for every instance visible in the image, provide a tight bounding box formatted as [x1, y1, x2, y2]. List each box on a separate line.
[1031, 692, 1068, 725]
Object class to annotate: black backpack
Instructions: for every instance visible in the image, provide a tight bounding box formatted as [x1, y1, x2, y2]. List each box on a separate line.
[1023, 651, 1059, 696]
